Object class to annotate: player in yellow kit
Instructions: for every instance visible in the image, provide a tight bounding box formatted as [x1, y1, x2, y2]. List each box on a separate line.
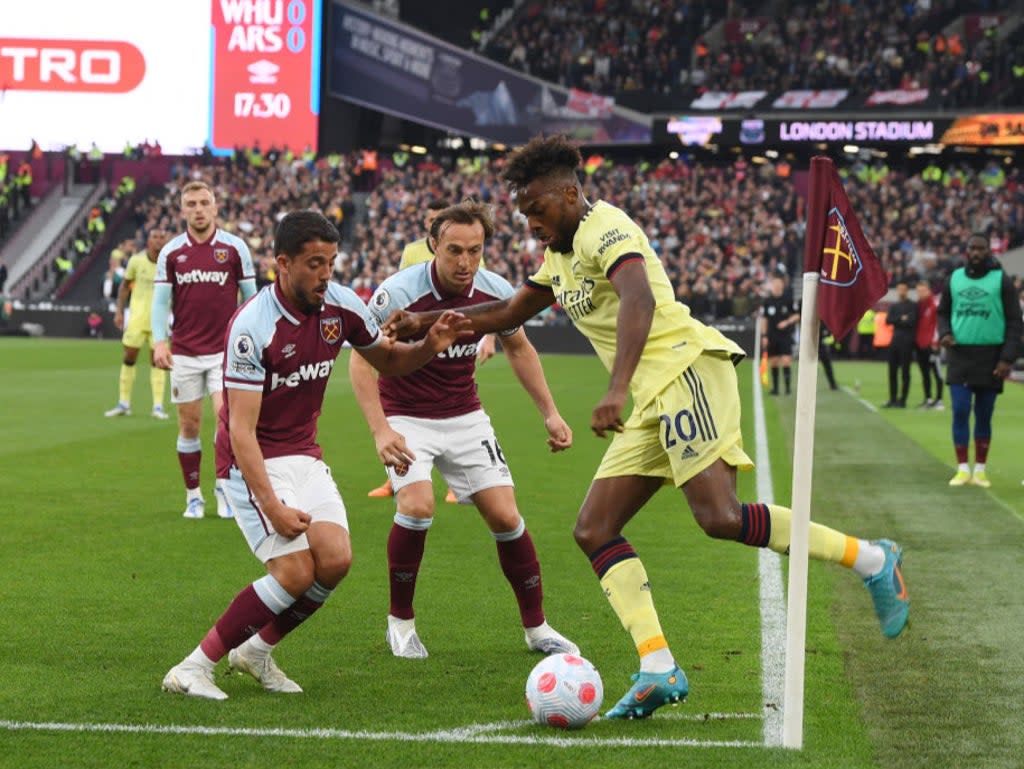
[385, 135, 910, 720]
[104, 229, 172, 419]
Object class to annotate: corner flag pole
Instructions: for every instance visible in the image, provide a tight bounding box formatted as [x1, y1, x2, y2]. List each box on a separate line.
[781, 156, 889, 748]
[782, 164, 826, 750]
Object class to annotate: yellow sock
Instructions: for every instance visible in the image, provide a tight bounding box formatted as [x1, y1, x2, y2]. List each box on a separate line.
[118, 363, 137, 405]
[151, 367, 167, 409]
[599, 558, 668, 658]
[766, 503, 858, 567]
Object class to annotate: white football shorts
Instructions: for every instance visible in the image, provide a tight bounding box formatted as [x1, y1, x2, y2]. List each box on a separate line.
[223, 455, 349, 563]
[385, 409, 514, 503]
[170, 352, 225, 403]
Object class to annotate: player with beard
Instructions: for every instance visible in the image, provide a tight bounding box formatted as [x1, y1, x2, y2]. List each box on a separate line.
[938, 233, 1021, 487]
[162, 210, 470, 699]
[384, 135, 911, 719]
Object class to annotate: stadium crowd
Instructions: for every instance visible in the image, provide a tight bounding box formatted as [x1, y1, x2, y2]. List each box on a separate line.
[70, 146, 1023, 334]
[480, 0, 1023, 109]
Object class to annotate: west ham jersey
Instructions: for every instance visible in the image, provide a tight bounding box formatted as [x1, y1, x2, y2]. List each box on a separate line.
[365, 261, 517, 419]
[215, 282, 382, 478]
[526, 201, 744, 409]
[155, 228, 256, 356]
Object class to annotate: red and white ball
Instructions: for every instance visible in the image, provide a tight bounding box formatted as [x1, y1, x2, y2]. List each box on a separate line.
[525, 653, 604, 729]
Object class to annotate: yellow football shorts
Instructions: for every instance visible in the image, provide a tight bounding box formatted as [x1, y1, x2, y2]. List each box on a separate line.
[122, 321, 152, 350]
[595, 351, 753, 487]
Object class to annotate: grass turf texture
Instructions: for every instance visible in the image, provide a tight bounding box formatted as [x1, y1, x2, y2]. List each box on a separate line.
[1, 339, 1021, 768]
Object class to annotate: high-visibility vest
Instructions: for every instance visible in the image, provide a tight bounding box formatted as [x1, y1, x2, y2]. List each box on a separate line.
[857, 309, 875, 334]
[873, 311, 892, 347]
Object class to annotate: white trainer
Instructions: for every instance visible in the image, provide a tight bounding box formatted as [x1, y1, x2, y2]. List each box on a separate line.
[104, 402, 131, 417]
[228, 645, 303, 693]
[386, 615, 429, 658]
[152, 406, 170, 420]
[182, 497, 205, 519]
[214, 486, 233, 519]
[525, 622, 580, 655]
[161, 660, 227, 700]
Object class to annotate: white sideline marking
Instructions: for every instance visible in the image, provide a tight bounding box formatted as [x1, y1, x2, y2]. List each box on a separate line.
[753, 349, 787, 748]
[843, 386, 1024, 524]
[841, 385, 879, 413]
[0, 719, 761, 749]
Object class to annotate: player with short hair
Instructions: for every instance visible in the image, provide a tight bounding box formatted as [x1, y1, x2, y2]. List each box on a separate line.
[104, 228, 171, 419]
[386, 135, 910, 719]
[152, 180, 258, 520]
[397, 199, 454, 270]
[162, 210, 471, 700]
[938, 233, 1021, 487]
[351, 199, 578, 659]
[367, 198, 496, 501]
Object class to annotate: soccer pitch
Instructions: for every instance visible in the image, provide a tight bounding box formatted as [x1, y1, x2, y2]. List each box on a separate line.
[2, 338, 1023, 769]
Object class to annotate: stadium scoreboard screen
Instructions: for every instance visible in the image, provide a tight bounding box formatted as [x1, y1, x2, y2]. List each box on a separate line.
[0, 0, 320, 154]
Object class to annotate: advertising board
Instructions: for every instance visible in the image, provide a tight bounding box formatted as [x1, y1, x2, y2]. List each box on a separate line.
[327, 0, 651, 145]
[1, 0, 319, 154]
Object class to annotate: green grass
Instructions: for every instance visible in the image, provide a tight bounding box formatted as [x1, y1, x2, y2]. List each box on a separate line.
[1, 340, 1021, 768]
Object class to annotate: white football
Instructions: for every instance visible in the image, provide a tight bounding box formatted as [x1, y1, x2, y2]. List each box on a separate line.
[525, 653, 604, 729]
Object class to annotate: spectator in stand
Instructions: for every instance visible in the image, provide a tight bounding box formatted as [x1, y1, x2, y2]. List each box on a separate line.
[476, 0, 1017, 108]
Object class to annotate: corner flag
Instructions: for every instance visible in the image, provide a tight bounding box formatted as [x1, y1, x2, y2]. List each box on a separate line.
[804, 157, 889, 341]
[783, 156, 887, 749]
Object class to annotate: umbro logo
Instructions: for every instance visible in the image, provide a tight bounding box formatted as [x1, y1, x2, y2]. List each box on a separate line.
[680, 445, 699, 459]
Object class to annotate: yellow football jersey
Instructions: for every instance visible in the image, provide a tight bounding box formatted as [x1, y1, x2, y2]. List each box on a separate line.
[527, 201, 744, 409]
[123, 252, 158, 329]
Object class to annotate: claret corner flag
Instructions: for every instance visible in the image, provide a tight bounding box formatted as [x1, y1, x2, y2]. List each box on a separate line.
[803, 156, 889, 340]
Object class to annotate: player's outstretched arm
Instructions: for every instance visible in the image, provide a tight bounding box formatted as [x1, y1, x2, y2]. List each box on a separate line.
[476, 333, 497, 365]
[383, 285, 554, 339]
[348, 350, 416, 470]
[361, 310, 472, 376]
[500, 328, 572, 452]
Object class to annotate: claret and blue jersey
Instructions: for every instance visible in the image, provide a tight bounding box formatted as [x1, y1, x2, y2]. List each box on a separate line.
[215, 281, 382, 477]
[154, 228, 256, 356]
[366, 260, 518, 419]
